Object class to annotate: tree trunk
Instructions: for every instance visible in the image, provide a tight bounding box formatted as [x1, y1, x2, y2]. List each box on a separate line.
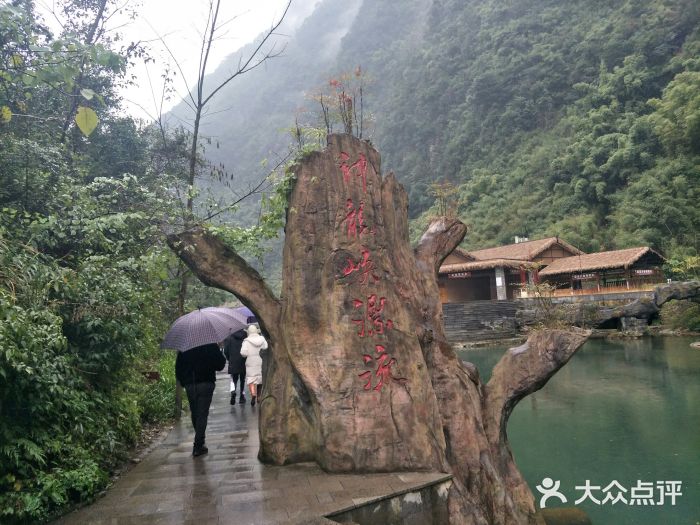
[168, 134, 589, 524]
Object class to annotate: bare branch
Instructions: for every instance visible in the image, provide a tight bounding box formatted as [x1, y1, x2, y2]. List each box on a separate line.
[199, 150, 292, 223]
[144, 62, 161, 122]
[196, 0, 219, 108]
[201, 0, 292, 107]
[37, 0, 66, 31]
[100, 0, 133, 27]
[145, 19, 197, 110]
[215, 12, 244, 32]
[164, 112, 195, 131]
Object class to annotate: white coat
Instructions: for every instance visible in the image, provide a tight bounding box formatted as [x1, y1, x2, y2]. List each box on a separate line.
[240, 333, 267, 384]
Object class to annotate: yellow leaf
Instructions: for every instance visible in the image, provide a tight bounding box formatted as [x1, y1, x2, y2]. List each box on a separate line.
[0, 106, 11, 123]
[13, 480, 22, 491]
[11, 54, 23, 67]
[75, 106, 98, 137]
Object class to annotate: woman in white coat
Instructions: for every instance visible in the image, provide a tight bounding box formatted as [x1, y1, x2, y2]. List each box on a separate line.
[239, 324, 268, 406]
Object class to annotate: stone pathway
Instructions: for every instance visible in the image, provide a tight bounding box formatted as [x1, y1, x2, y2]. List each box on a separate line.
[56, 372, 449, 525]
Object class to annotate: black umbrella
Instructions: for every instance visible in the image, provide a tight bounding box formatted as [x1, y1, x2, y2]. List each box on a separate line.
[161, 307, 251, 352]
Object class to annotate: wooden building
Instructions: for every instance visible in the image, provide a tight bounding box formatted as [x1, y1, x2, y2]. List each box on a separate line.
[438, 237, 583, 302]
[537, 247, 665, 296]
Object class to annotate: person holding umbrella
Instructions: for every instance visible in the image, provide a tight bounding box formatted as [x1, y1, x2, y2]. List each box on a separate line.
[162, 307, 244, 457]
[175, 343, 226, 456]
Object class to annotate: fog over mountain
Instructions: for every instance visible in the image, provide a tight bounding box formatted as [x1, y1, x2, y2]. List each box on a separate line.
[167, 0, 363, 201]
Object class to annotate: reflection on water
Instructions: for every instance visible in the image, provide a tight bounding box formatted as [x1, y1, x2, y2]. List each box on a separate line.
[459, 337, 700, 525]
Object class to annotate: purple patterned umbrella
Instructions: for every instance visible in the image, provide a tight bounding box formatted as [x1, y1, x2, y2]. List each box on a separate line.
[234, 306, 254, 321]
[161, 307, 251, 352]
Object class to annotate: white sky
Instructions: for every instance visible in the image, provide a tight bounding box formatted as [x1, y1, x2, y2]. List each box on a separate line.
[37, 0, 303, 121]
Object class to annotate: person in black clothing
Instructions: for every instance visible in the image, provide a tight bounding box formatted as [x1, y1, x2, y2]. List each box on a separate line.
[223, 329, 247, 405]
[175, 343, 226, 457]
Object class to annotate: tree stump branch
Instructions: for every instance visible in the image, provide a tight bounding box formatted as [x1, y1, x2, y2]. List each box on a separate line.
[415, 216, 469, 274]
[166, 227, 281, 338]
[484, 329, 590, 464]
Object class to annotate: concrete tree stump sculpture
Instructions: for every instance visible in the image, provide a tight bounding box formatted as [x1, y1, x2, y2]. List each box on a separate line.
[169, 134, 589, 524]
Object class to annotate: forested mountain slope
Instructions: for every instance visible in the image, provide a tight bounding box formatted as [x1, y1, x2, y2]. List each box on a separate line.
[177, 0, 700, 259]
[381, 0, 700, 258]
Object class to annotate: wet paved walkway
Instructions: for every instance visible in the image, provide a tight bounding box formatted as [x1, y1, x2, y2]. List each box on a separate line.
[56, 372, 449, 525]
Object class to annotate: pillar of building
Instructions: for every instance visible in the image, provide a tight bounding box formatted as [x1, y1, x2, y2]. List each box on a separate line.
[495, 267, 507, 301]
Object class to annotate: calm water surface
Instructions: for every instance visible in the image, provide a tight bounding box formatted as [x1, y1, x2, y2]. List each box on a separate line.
[458, 336, 700, 525]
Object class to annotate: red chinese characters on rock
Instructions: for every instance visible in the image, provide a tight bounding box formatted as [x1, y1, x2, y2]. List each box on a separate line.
[358, 345, 407, 392]
[338, 152, 368, 194]
[333, 151, 406, 392]
[342, 198, 374, 238]
[351, 294, 394, 338]
[352, 295, 404, 392]
[342, 247, 380, 286]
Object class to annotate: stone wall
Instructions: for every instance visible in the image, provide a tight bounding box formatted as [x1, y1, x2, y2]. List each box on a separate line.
[442, 285, 697, 343]
[328, 479, 452, 525]
[442, 300, 519, 341]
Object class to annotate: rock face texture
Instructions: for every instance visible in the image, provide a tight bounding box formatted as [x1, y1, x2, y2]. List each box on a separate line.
[654, 280, 700, 305]
[168, 134, 589, 524]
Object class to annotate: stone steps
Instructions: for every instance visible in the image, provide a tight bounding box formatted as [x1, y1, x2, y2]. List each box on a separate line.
[443, 300, 519, 341]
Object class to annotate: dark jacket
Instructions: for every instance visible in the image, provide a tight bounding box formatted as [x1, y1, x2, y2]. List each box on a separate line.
[175, 343, 226, 386]
[223, 329, 247, 375]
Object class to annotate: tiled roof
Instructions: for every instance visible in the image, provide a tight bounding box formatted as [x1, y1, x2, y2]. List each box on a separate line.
[538, 247, 664, 276]
[467, 237, 583, 261]
[439, 258, 527, 274]
[453, 247, 476, 261]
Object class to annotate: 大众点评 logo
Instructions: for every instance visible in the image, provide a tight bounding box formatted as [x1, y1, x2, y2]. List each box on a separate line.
[535, 478, 682, 508]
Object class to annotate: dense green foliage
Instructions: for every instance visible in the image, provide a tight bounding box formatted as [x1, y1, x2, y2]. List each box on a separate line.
[0, 0, 292, 519]
[360, 0, 700, 259]
[0, 3, 180, 522]
[660, 300, 700, 332]
[0, 213, 175, 521]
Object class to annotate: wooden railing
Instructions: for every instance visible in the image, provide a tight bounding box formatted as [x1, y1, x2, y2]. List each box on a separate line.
[518, 282, 661, 298]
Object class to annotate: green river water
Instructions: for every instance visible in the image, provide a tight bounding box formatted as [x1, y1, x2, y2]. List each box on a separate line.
[458, 336, 700, 525]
